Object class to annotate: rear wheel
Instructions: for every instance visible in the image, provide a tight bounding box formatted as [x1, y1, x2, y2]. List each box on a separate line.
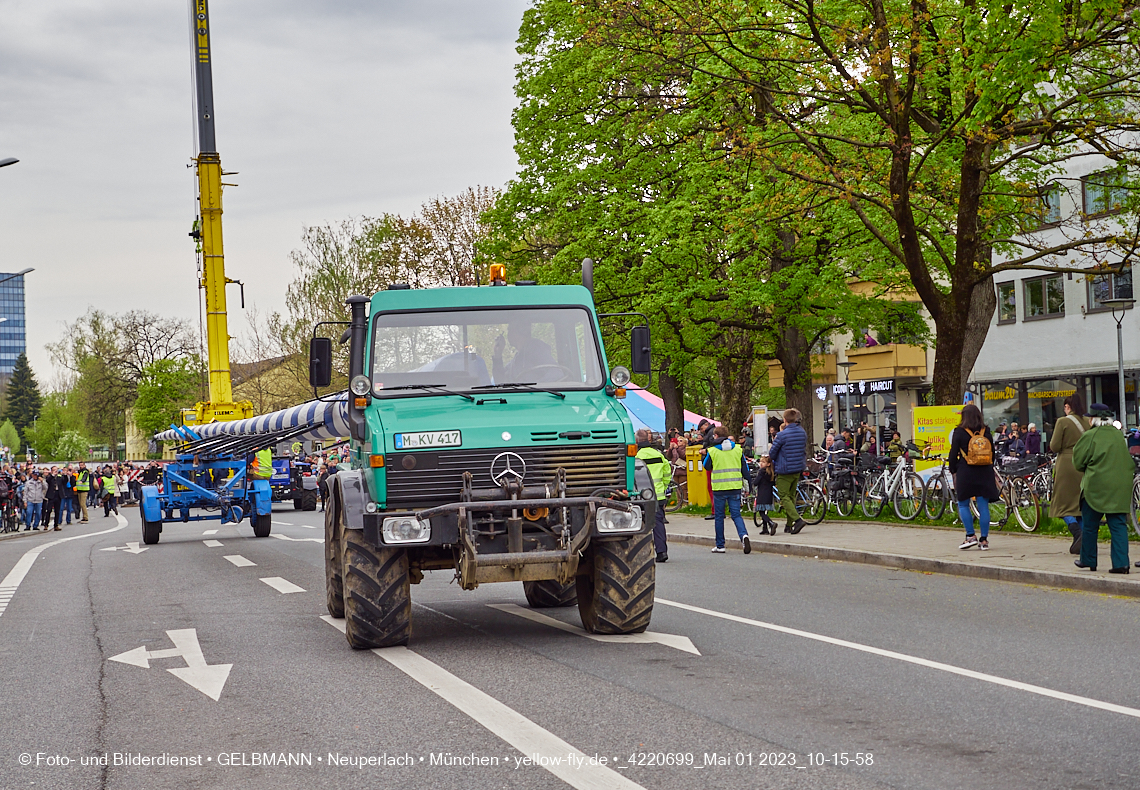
[797, 482, 826, 525]
[577, 532, 655, 634]
[892, 472, 925, 521]
[1131, 476, 1140, 539]
[325, 487, 344, 617]
[664, 481, 685, 513]
[251, 511, 271, 538]
[301, 489, 318, 511]
[342, 527, 411, 648]
[923, 475, 949, 521]
[1010, 478, 1040, 532]
[293, 497, 302, 510]
[141, 517, 161, 545]
[523, 580, 577, 608]
[861, 475, 885, 518]
[835, 489, 855, 518]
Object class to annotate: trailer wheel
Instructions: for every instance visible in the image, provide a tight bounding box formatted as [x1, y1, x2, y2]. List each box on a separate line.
[523, 580, 577, 608]
[325, 488, 344, 618]
[576, 532, 655, 634]
[301, 489, 318, 511]
[141, 518, 161, 545]
[251, 512, 271, 538]
[342, 527, 410, 649]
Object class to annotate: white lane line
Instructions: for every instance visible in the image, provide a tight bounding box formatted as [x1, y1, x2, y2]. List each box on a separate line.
[488, 604, 700, 655]
[260, 577, 306, 594]
[271, 534, 323, 543]
[300, 525, 317, 529]
[320, 616, 645, 790]
[223, 555, 256, 567]
[0, 515, 128, 620]
[273, 521, 294, 526]
[202, 529, 218, 535]
[202, 540, 223, 548]
[657, 598, 1140, 720]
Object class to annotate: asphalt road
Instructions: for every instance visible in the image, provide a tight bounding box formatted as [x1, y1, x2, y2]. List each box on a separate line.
[1, 506, 1138, 790]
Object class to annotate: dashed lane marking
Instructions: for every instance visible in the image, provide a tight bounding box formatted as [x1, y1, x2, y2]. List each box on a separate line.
[202, 540, 223, 548]
[202, 529, 218, 535]
[272, 521, 294, 526]
[488, 604, 700, 655]
[270, 534, 323, 543]
[0, 515, 128, 619]
[320, 616, 645, 790]
[260, 577, 305, 594]
[223, 555, 256, 567]
[656, 598, 1140, 721]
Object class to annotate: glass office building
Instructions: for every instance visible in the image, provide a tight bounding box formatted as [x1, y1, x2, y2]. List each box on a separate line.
[0, 273, 27, 377]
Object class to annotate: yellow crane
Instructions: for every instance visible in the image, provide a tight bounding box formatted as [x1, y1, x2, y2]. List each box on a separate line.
[185, 0, 253, 425]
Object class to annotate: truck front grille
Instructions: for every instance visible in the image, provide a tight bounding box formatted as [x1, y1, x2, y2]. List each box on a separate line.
[385, 444, 627, 508]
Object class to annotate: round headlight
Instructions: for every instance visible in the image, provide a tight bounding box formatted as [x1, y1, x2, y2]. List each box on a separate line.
[610, 365, 631, 387]
[350, 375, 371, 396]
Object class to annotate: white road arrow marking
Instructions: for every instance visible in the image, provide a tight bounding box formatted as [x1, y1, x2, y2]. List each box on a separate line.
[223, 555, 255, 567]
[108, 628, 232, 701]
[99, 542, 148, 554]
[202, 540, 223, 547]
[260, 577, 305, 594]
[487, 603, 700, 655]
[270, 534, 323, 543]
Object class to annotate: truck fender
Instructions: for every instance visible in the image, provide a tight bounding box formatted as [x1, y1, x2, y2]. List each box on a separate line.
[141, 485, 162, 523]
[336, 470, 368, 530]
[250, 479, 273, 516]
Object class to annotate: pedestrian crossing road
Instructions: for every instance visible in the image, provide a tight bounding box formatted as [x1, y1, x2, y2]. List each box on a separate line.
[0, 506, 1137, 789]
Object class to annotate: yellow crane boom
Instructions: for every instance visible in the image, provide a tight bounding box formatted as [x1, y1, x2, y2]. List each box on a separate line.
[186, 0, 252, 425]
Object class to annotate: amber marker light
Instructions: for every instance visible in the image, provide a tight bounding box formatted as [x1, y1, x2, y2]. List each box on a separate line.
[369, 454, 385, 468]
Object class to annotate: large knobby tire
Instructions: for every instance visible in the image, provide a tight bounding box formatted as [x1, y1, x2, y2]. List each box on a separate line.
[251, 511, 271, 538]
[342, 527, 411, 649]
[141, 518, 161, 545]
[576, 531, 655, 635]
[325, 489, 344, 618]
[302, 489, 318, 511]
[523, 580, 577, 608]
[293, 497, 303, 510]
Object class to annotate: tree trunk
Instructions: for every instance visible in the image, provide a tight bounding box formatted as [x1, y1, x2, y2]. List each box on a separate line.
[657, 359, 685, 432]
[716, 347, 754, 437]
[775, 323, 815, 450]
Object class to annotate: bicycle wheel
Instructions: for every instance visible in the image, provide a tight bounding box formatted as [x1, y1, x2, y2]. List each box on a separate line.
[861, 475, 885, 518]
[1131, 476, 1140, 539]
[835, 488, 855, 518]
[1009, 477, 1039, 532]
[892, 472, 925, 521]
[923, 474, 948, 521]
[664, 483, 684, 513]
[797, 482, 826, 525]
[750, 493, 763, 528]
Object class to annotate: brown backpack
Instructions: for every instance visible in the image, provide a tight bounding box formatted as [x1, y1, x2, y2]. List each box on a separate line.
[964, 428, 992, 466]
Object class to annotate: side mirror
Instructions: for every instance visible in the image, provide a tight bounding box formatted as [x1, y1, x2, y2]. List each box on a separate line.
[630, 325, 651, 375]
[309, 337, 333, 388]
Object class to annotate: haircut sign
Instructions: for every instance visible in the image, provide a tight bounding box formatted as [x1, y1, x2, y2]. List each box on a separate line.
[912, 405, 964, 479]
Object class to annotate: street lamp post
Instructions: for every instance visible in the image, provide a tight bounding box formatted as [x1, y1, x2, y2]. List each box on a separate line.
[838, 360, 857, 432]
[1103, 297, 1135, 431]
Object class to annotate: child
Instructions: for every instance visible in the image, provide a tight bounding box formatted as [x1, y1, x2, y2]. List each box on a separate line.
[752, 454, 777, 536]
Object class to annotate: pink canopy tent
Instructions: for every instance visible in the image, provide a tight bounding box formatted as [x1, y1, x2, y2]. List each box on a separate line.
[619, 385, 717, 433]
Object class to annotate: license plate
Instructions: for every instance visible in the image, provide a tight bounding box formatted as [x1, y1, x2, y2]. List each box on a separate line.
[394, 430, 462, 450]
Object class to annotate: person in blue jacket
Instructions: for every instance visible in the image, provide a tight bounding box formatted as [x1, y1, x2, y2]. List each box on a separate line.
[769, 408, 808, 534]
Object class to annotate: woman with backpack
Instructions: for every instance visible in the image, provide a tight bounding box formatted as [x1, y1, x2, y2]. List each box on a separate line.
[948, 404, 1000, 551]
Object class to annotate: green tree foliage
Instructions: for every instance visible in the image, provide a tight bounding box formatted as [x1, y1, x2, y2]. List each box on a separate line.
[54, 430, 90, 462]
[0, 420, 19, 455]
[485, 0, 917, 432]
[1, 353, 42, 444]
[578, 0, 1140, 403]
[23, 391, 85, 461]
[132, 359, 203, 439]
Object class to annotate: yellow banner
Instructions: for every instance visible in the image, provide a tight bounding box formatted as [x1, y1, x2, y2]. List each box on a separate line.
[913, 405, 963, 474]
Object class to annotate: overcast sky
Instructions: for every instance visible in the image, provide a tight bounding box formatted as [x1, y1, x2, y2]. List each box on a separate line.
[0, 0, 529, 387]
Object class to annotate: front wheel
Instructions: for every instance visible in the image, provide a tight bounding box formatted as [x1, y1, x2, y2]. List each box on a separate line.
[861, 475, 885, 518]
[523, 580, 577, 608]
[342, 527, 411, 649]
[664, 481, 685, 513]
[834, 488, 855, 518]
[1009, 478, 1040, 532]
[141, 517, 161, 545]
[1131, 476, 1140, 539]
[923, 475, 949, 521]
[797, 482, 826, 525]
[892, 472, 925, 521]
[251, 511, 271, 538]
[325, 487, 344, 618]
[577, 532, 655, 634]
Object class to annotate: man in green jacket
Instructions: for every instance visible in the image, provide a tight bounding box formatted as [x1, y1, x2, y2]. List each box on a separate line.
[1073, 404, 1133, 573]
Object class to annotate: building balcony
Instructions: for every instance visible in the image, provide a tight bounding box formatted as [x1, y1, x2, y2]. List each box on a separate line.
[843, 343, 927, 381]
[766, 354, 836, 389]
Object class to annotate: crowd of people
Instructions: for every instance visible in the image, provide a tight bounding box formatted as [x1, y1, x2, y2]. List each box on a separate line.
[1, 460, 165, 531]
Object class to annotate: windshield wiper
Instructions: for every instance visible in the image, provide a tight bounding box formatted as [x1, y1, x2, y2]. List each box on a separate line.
[472, 382, 566, 400]
[381, 384, 475, 402]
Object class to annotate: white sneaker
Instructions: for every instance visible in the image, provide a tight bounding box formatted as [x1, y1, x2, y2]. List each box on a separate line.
[710, 546, 726, 553]
[959, 535, 979, 550]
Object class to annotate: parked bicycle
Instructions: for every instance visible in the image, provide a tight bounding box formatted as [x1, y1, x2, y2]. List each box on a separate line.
[969, 457, 1040, 531]
[920, 453, 956, 521]
[663, 459, 687, 513]
[860, 447, 925, 520]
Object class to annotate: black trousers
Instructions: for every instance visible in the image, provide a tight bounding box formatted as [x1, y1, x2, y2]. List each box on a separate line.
[45, 498, 62, 527]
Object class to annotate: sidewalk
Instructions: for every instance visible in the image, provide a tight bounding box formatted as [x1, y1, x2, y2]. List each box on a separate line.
[665, 513, 1140, 598]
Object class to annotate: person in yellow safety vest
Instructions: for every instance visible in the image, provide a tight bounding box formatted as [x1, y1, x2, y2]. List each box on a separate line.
[100, 467, 119, 518]
[249, 447, 274, 480]
[702, 425, 752, 555]
[635, 429, 672, 564]
[75, 462, 91, 523]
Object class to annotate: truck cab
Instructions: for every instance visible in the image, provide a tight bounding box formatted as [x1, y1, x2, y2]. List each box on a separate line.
[312, 273, 656, 649]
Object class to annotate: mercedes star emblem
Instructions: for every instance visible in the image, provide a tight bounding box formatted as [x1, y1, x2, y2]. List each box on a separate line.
[490, 452, 526, 486]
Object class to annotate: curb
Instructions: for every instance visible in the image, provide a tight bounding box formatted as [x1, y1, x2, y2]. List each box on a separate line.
[670, 532, 1140, 598]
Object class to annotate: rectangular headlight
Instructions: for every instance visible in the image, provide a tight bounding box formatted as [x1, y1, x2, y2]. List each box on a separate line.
[382, 516, 431, 544]
[596, 505, 642, 533]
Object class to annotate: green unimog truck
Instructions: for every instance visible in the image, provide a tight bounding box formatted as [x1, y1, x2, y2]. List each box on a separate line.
[310, 264, 657, 649]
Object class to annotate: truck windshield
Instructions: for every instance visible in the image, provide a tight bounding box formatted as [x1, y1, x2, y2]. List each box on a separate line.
[370, 307, 605, 394]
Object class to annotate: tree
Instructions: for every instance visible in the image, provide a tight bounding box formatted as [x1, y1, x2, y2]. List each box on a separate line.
[54, 430, 90, 462]
[132, 359, 203, 439]
[0, 420, 19, 456]
[582, 0, 1140, 403]
[1, 353, 42, 444]
[23, 391, 85, 461]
